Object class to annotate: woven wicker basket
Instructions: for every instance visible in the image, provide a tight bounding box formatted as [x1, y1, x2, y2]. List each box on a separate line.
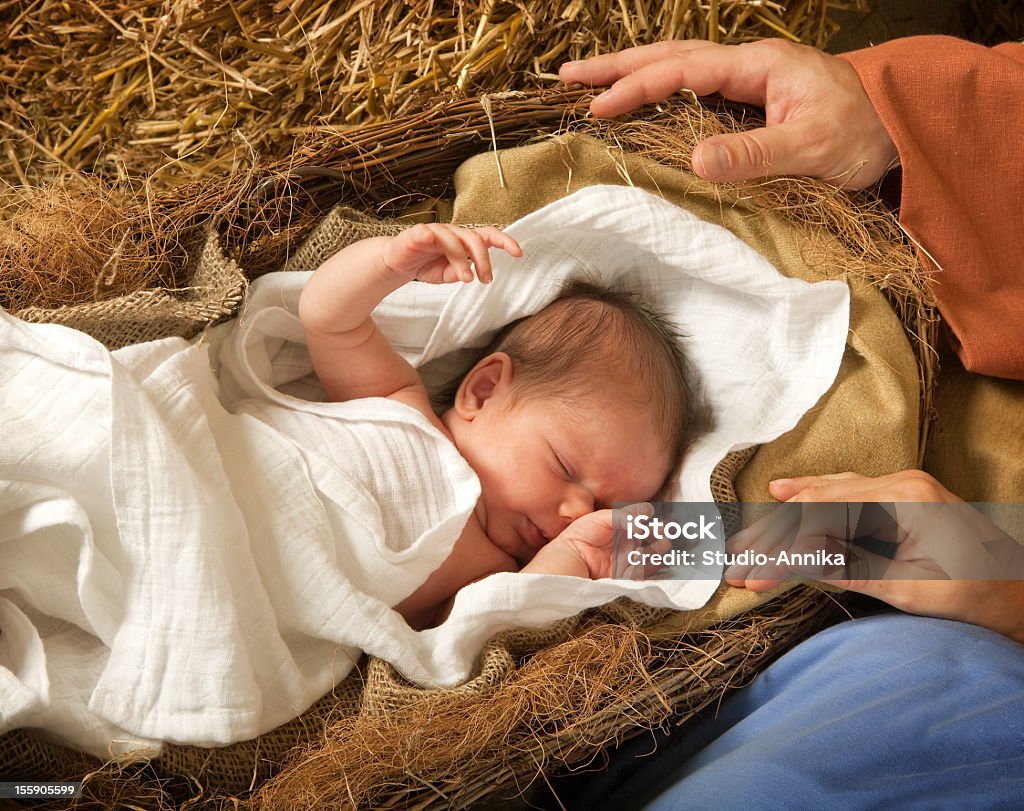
[1, 89, 932, 810]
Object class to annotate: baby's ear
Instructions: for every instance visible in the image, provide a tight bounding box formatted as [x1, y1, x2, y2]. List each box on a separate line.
[454, 352, 513, 418]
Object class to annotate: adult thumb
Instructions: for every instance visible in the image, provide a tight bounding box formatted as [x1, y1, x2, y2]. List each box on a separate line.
[692, 125, 804, 183]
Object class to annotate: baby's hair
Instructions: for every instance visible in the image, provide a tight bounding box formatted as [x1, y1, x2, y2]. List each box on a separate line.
[437, 280, 709, 480]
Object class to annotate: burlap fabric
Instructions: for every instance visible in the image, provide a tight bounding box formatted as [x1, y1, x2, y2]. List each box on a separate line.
[0, 137, 921, 806]
[15, 227, 245, 349]
[925, 341, 1024, 502]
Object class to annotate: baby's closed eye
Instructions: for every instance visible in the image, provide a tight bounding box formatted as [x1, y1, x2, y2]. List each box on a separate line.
[551, 447, 574, 480]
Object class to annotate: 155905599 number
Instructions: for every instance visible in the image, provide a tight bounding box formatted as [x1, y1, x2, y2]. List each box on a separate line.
[0, 782, 83, 798]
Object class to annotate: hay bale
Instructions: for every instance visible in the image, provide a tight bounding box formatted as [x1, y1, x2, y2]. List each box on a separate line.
[0, 0, 867, 188]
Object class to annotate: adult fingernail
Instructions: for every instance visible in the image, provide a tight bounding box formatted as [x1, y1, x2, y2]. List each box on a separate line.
[695, 144, 728, 178]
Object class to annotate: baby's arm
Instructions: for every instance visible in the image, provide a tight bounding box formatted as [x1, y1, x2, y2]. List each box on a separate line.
[398, 511, 615, 628]
[394, 511, 518, 628]
[298, 224, 520, 403]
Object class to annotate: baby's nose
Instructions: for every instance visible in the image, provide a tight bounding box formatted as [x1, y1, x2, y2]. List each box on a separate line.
[558, 484, 594, 523]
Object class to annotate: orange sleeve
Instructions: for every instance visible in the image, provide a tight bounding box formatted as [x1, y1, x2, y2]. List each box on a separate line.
[839, 36, 1024, 381]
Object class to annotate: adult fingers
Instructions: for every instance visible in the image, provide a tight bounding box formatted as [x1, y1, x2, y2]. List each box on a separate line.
[691, 120, 829, 183]
[767, 472, 864, 502]
[587, 44, 772, 118]
[559, 40, 714, 87]
[725, 503, 802, 584]
[774, 470, 958, 504]
[729, 504, 849, 585]
[730, 529, 891, 592]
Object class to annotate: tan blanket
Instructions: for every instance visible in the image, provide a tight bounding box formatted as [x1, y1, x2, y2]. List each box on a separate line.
[926, 341, 1024, 502]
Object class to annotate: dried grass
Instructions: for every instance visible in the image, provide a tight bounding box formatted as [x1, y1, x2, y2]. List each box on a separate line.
[0, 177, 185, 310]
[0, 0, 866, 188]
[245, 589, 844, 809]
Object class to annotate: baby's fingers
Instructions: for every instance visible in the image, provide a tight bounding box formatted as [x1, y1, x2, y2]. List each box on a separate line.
[453, 228, 497, 284]
[572, 508, 616, 544]
[423, 225, 474, 282]
[610, 503, 672, 580]
[467, 227, 522, 284]
[471, 226, 522, 257]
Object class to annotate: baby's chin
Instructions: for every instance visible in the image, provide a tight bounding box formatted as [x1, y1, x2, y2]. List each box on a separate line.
[490, 511, 539, 565]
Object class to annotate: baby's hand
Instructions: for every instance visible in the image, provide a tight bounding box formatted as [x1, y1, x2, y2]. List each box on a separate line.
[522, 510, 615, 579]
[380, 223, 521, 285]
[523, 505, 666, 580]
[610, 503, 673, 580]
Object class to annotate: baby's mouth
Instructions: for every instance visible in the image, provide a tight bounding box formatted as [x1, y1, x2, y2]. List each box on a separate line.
[524, 518, 550, 549]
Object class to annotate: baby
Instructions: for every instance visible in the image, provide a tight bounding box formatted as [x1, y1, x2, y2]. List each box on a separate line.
[299, 223, 701, 627]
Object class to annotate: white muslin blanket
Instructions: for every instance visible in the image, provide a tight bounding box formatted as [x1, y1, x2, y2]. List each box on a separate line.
[0, 185, 849, 757]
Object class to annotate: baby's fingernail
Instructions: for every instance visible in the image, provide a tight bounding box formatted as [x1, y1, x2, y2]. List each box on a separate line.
[768, 479, 792, 492]
[694, 143, 728, 178]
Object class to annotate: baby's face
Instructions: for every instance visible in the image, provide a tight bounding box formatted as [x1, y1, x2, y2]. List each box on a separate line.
[450, 377, 672, 564]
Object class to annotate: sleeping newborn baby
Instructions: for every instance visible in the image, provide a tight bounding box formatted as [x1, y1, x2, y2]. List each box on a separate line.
[0, 185, 849, 753]
[299, 223, 702, 627]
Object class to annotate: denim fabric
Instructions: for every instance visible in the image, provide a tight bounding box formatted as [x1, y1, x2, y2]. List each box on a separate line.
[545, 614, 1024, 810]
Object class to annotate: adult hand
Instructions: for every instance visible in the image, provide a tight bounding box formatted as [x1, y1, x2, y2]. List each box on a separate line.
[725, 470, 1024, 643]
[559, 39, 898, 189]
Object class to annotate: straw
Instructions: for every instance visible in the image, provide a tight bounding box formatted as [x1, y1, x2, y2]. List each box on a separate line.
[0, 0, 867, 188]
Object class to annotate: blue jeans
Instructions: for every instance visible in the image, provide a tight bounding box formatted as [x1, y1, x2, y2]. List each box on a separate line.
[546, 614, 1024, 810]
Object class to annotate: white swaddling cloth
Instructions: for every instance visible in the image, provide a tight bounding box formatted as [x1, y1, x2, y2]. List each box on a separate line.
[0, 185, 849, 757]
